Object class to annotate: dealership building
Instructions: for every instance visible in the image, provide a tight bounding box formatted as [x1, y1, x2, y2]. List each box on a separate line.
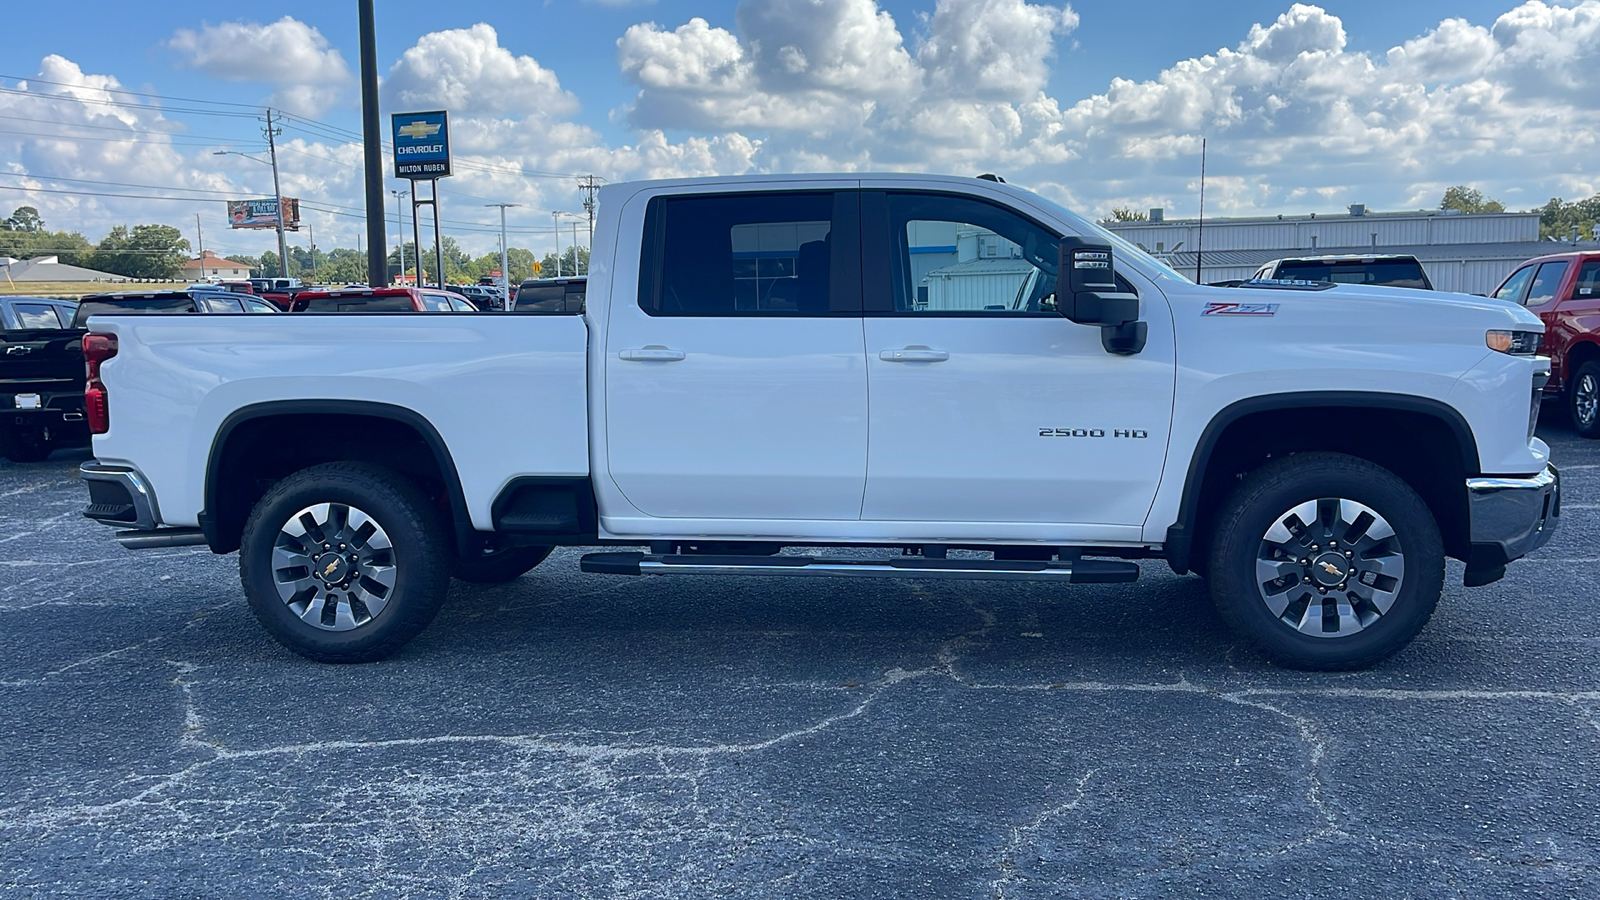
[1105, 207, 1600, 295]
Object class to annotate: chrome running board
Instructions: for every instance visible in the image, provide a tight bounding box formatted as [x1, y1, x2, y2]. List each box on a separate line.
[580, 552, 1139, 584]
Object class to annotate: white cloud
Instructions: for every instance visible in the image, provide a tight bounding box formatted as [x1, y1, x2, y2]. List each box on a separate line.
[168, 17, 352, 116]
[383, 24, 577, 119]
[918, 0, 1079, 100]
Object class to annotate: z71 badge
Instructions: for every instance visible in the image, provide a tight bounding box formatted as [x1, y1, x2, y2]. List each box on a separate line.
[1202, 301, 1279, 316]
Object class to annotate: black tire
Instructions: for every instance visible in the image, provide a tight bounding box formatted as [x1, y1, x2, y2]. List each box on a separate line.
[0, 431, 51, 463]
[1208, 452, 1444, 671]
[452, 543, 552, 584]
[1568, 360, 1600, 438]
[239, 462, 451, 663]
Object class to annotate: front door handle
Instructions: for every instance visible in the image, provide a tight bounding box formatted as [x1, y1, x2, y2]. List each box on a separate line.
[618, 346, 686, 362]
[879, 347, 949, 362]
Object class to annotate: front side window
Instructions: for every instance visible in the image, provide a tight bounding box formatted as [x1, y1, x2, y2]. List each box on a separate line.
[1524, 261, 1570, 307]
[200, 294, 245, 313]
[420, 292, 452, 311]
[868, 192, 1062, 314]
[639, 191, 856, 316]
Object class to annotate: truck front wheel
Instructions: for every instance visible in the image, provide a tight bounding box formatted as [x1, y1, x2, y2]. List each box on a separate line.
[1207, 453, 1444, 671]
[239, 462, 451, 663]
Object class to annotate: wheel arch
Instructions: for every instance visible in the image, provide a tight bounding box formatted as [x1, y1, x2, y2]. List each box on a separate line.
[201, 400, 474, 557]
[1164, 392, 1479, 575]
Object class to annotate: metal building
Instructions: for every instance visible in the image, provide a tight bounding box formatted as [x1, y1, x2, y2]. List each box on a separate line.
[1106, 207, 1600, 295]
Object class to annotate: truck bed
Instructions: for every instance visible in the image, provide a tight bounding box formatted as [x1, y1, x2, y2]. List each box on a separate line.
[87, 314, 591, 529]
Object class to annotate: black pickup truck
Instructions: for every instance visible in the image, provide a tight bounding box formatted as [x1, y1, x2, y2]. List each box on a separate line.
[1, 297, 86, 462]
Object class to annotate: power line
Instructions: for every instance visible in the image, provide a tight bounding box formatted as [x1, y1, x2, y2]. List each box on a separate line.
[0, 172, 251, 197]
[0, 85, 260, 119]
[0, 73, 264, 109]
[0, 127, 227, 148]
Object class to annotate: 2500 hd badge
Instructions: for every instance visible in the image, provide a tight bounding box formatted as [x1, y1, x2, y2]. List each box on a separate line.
[1039, 428, 1150, 438]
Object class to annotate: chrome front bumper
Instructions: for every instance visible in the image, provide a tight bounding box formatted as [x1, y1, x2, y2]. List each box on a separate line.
[1465, 464, 1559, 582]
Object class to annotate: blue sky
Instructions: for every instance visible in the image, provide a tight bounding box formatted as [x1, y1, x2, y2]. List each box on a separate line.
[1, 0, 1594, 257]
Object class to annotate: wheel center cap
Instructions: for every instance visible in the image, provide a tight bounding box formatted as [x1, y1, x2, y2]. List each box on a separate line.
[317, 555, 351, 584]
[1311, 553, 1348, 585]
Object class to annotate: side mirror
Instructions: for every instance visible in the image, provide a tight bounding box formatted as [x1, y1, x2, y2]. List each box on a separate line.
[1056, 237, 1147, 355]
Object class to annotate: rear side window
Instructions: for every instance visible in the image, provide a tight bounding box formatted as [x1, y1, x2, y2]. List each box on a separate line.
[638, 191, 859, 316]
[420, 292, 452, 311]
[1524, 261, 1570, 307]
[445, 294, 476, 312]
[12, 303, 64, 329]
[1573, 261, 1600, 300]
[73, 296, 197, 326]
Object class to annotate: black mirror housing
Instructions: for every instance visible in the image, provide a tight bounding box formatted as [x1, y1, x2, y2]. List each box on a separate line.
[1056, 236, 1147, 355]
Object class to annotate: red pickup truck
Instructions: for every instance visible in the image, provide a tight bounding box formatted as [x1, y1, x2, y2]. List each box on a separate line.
[1491, 251, 1600, 436]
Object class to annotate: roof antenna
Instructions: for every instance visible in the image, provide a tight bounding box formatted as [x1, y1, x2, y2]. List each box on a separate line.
[1195, 138, 1206, 284]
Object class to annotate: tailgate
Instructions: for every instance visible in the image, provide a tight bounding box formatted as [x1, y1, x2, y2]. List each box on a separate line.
[0, 328, 85, 406]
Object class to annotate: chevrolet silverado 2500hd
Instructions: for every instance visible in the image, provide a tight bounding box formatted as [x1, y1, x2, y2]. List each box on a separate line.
[78, 174, 1559, 669]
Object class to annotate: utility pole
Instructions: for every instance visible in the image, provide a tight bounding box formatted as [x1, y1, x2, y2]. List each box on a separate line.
[262, 108, 289, 278]
[552, 211, 563, 278]
[392, 189, 409, 284]
[1195, 137, 1207, 285]
[194, 213, 203, 279]
[578, 175, 600, 249]
[358, 0, 389, 286]
[572, 221, 581, 275]
[307, 220, 315, 283]
[485, 203, 517, 305]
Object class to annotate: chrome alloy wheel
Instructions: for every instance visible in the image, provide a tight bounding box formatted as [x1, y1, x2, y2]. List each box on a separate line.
[1253, 498, 1405, 638]
[1576, 373, 1599, 428]
[272, 502, 397, 631]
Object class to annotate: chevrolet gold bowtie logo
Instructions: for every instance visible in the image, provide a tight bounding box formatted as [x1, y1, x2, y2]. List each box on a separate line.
[398, 121, 441, 139]
[1319, 561, 1342, 576]
[323, 560, 340, 577]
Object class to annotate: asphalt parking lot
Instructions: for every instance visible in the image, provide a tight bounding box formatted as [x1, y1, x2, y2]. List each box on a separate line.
[1, 422, 1597, 899]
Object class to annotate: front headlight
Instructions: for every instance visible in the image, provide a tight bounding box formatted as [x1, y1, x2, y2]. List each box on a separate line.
[1487, 330, 1541, 355]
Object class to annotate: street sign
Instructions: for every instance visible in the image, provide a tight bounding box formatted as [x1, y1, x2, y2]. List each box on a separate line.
[227, 198, 300, 230]
[391, 111, 451, 180]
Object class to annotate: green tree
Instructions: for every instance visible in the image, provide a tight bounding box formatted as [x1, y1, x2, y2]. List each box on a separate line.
[1101, 206, 1148, 224]
[259, 250, 281, 278]
[1534, 194, 1600, 242]
[321, 248, 368, 284]
[4, 206, 43, 232]
[88, 224, 189, 279]
[1440, 185, 1505, 214]
[539, 245, 589, 277]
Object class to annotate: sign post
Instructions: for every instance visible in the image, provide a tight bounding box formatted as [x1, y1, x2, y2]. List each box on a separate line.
[392, 111, 453, 289]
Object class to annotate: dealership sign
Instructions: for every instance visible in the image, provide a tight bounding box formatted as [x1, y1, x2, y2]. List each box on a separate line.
[392, 111, 452, 180]
[227, 198, 300, 230]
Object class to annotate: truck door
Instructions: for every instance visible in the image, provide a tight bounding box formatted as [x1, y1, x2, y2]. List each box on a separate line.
[857, 188, 1175, 529]
[604, 189, 868, 520]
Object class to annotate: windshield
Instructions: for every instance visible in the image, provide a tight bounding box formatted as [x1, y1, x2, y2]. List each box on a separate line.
[73, 296, 196, 327]
[1027, 193, 1188, 283]
[1275, 259, 1429, 289]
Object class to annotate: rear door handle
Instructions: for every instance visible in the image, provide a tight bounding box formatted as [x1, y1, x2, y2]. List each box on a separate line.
[618, 346, 686, 362]
[879, 348, 949, 362]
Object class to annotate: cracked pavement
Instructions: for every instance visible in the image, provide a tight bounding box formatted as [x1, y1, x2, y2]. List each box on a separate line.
[1, 422, 1597, 898]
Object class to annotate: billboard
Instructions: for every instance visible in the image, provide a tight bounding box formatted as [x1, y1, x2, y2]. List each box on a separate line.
[392, 111, 451, 180]
[228, 198, 300, 230]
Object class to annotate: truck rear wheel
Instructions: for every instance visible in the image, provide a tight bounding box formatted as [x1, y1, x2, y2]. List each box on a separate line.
[239, 462, 450, 663]
[1207, 453, 1443, 671]
[1568, 360, 1600, 438]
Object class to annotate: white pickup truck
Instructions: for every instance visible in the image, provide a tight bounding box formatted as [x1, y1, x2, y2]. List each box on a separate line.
[79, 174, 1559, 670]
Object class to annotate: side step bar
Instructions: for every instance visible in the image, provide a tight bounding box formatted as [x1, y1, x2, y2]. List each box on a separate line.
[580, 552, 1139, 584]
[115, 527, 208, 550]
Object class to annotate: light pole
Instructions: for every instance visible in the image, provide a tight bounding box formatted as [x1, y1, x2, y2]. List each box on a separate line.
[392, 189, 410, 284]
[214, 147, 288, 279]
[485, 203, 517, 307]
[554, 211, 582, 278]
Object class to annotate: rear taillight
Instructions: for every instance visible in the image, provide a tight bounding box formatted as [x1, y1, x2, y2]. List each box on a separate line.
[83, 333, 117, 435]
